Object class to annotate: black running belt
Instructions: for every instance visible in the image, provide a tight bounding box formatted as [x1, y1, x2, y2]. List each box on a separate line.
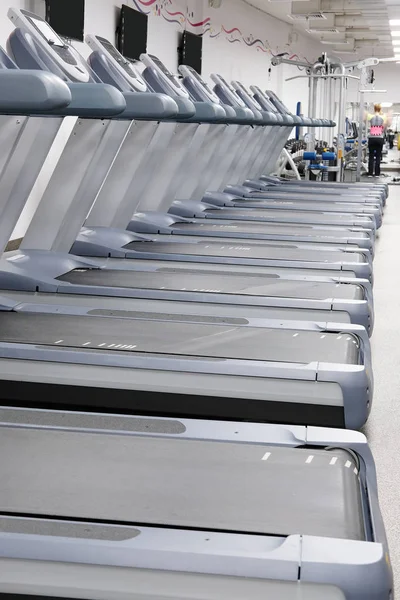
[203, 210, 371, 226]
[209, 208, 368, 218]
[123, 240, 363, 263]
[203, 203, 377, 215]
[0, 426, 366, 540]
[0, 312, 360, 364]
[58, 269, 364, 300]
[233, 194, 375, 204]
[174, 221, 369, 239]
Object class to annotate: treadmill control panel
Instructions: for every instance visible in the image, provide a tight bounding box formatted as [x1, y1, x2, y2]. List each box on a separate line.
[8, 8, 90, 83]
[249, 85, 277, 113]
[178, 64, 221, 105]
[266, 89, 290, 115]
[210, 73, 247, 108]
[140, 53, 190, 98]
[232, 80, 264, 113]
[86, 34, 148, 93]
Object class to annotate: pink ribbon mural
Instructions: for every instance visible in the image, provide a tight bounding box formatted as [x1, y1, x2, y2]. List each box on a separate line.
[130, 0, 306, 60]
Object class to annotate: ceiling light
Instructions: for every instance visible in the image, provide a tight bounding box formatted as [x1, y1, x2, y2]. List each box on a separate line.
[391, 31, 400, 37]
[393, 40, 400, 45]
[390, 20, 400, 27]
[320, 39, 348, 45]
[381, 102, 393, 108]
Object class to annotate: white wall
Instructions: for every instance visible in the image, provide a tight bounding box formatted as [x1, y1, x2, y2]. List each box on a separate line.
[0, 0, 324, 239]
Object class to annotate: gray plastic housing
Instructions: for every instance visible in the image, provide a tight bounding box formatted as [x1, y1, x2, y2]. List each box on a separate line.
[0, 68, 71, 114]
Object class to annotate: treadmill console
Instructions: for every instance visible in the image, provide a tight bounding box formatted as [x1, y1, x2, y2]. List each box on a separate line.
[249, 85, 277, 113]
[266, 89, 290, 115]
[85, 34, 148, 92]
[8, 8, 90, 83]
[178, 64, 221, 105]
[210, 73, 247, 108]
[140, 53, 190, 98]
[231, 80, 264, 113]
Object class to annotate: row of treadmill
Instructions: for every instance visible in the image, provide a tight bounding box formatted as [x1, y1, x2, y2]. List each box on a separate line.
[0, 6, 392, 600]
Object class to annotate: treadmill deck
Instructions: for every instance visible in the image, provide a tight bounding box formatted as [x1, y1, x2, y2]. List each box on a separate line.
[0, 312, 359, 364]
[0, 418, 365, 541]
[58, 268, 364, 300]
[203, 210, 372, 226]
[178, 219, 369, 239]
[124, 239, 364, 264]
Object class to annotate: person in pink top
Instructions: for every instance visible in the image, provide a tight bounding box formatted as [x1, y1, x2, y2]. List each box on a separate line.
[368, 103, 385, 178]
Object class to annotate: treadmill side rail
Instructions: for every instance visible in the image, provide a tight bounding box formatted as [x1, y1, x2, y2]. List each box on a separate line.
[0, 558, 347, 600]
[0, 524, 391, 600]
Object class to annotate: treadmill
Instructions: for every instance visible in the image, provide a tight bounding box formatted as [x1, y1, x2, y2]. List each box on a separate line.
[207, 77, 384, 217]
[1, 14, 375, 335]
[228, 87, 385, 207]
[165, 65, 377, 255]
[64, 47, 376, 281]
[70, 42, 375, 282]
[246, 87, 388, 204]
[0, 30, 371, 430]
[247, 87, 388, 203]
[0, 407, 392, 600]
[132, 70, 382, 231]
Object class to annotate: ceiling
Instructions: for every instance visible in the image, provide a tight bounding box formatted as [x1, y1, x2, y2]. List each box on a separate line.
[244, 0, 400, 60]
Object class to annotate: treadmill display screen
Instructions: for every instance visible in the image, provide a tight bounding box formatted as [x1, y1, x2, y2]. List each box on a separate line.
[234, 82, 262, 112]
[183, 65, 216, 98]
[179, 31, 202, 75]
[252, 87, 277, 112]
[148, 54, 182, 90]
[96, 35, 143, 80]
[216, 75, 246, 108]
[117, 4, 148, 61]
[29, 15, 65, 47]
[45, 0, 85, 42]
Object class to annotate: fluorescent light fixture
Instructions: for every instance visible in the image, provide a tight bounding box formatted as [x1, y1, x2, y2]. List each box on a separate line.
[390, 20, 400, 26]
[391, 31, 400, 36]
[393, 40, 400, 45]
[381, 102, 393, 108]
[320, 39, 348, 45]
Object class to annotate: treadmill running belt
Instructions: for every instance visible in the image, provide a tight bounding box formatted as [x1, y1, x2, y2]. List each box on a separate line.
[59, 268, 364, 300]
[174, 220, 369, 241]
[179, 219, 369, 239]
[123, 240, 363, 263]
[0, 427, 365, 540]
[0, 312, 360, 364]
[203, 210, 372, 226]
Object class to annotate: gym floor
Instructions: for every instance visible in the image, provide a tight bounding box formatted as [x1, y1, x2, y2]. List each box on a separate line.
[363, 176, 400, 594]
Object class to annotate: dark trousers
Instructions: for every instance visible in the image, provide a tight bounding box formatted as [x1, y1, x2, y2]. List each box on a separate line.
[368, 138, 384, 176]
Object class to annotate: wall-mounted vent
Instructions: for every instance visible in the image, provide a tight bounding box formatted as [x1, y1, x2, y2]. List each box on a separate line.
[306, 27, 340, 34]
[289, 12, 327, 21]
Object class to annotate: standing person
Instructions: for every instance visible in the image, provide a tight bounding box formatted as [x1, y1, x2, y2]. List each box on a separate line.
[368, 104, 385, 178]
[388, 128, 395, 150]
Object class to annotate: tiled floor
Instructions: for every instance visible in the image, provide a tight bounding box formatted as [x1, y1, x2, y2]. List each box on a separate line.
[363, 180, 400, 594]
